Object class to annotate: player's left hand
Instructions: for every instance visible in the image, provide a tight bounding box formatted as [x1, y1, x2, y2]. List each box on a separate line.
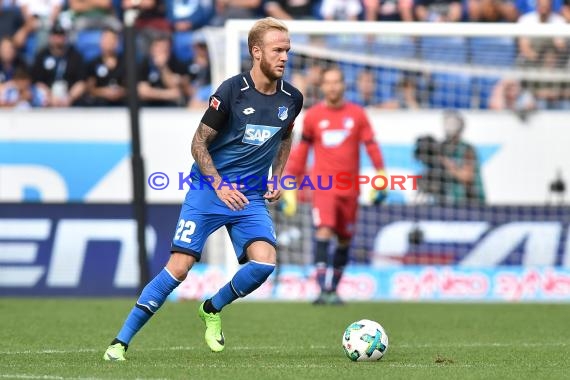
[370, 169, 388, 205]
[264, 183, 282, 203]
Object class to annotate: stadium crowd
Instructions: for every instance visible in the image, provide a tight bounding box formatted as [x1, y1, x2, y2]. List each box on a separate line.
[0, 0, 569, 109]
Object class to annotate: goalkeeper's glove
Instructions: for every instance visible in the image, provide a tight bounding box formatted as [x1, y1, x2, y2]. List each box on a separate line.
[280, 189, 298, 217]
[369, 169, 388, 205]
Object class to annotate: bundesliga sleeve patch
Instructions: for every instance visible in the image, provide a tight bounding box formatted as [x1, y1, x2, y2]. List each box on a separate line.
[210, 97, 221, 111]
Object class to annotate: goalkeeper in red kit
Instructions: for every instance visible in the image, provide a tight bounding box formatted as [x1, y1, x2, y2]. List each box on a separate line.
[282, 66, 386, 305]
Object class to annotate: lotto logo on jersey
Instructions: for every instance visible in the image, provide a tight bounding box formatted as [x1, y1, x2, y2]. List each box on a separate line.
[242, 124, 281, 146]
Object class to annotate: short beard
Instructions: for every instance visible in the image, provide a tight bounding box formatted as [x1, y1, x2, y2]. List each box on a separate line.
[260, 55, 282, 81]
[327, 93, 343, 105]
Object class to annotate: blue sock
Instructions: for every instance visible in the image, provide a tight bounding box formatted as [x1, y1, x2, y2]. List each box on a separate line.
[116, 268, 181, 345]
[211, 260, 275, 311]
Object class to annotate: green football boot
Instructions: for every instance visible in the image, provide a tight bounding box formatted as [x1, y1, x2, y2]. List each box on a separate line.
[103, 343, 126, 361]
[198, 302, 225, 352]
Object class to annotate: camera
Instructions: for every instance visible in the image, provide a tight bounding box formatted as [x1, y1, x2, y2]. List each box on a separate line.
[414, 135, 446, 200]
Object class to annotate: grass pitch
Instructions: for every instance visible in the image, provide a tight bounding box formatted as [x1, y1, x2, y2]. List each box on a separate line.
[1, 299, 569, 379]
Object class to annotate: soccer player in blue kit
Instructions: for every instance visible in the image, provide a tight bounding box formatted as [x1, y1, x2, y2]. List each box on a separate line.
[104, 17, 303, 361]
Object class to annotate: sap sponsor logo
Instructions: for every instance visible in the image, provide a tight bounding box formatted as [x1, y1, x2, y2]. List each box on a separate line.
[373, 221, 570, 267]
[242, 124, 280, 146]
[0, 219, 156, 289]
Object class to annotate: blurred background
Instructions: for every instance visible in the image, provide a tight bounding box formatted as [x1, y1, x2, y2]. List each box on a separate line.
[1, 0, 569, 302]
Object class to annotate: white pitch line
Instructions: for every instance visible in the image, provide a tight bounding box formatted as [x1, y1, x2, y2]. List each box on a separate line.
[386, 363, 498, 368]
[396, 342, 569, 348]
[0, 375, 167, 380]
[0, 348, 98, 355]
[0, 346, 305, 355]
[0, 375, 64, 379]
[1, 341, 567, 356]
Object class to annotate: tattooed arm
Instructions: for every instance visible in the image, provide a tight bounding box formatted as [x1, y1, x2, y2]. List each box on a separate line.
[272, 132, 293, 181]
[191, 122, 249, 210]
[264, 132, 293, 202]
[191, 122, 223, 187]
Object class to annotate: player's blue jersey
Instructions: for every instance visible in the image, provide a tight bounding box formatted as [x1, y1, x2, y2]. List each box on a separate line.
[190, 71, 303, 200]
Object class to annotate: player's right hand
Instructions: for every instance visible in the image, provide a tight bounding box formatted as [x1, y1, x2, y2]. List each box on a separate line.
[215, 185, 249, 211]
[280, 189, 297, 217]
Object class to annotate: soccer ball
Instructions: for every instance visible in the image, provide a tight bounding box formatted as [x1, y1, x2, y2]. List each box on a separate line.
[342, 319, 389, 362]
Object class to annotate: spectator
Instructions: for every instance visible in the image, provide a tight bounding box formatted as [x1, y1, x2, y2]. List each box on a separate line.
[137, 35, 186, 107]
[166, 0, 214, 31]
[31, 22, 86, 107]
[489, 78, 536, 111]
[179, 35, 211, 107]
[531, 47, 569, 109]
[122, 0, 170, 55]
[363, 0, 414, 21]
[0, 65, 47, 108]
[349, 68, 404, 109]
[0, 36, 28, 85]
[393, 72, 420, 109]
[349, 69, 382, 108]
[187, 40, 210, 86]
[467, 0, 519, 22]
[563, 0, 570, 22]
[64, 0, 122, 33]
[516, 0, 563, 15]
[12, 0, 64, 51]
[439, 110, 486, 205]
[183, 38, 211, 102]
[264, 0, 319, 20]
[0, 1, 23, 38]
[210, 0, 264, 26]
[414, 0, 462, 21]
[320, 0, 363, 19]
[291, 61, 322, 109]
[517, 0, 567, 68]
[85, 27, 125, 106]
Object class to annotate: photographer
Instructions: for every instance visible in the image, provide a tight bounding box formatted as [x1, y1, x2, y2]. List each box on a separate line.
[440, 110, 486, 206]
[414, 111, 485, 206]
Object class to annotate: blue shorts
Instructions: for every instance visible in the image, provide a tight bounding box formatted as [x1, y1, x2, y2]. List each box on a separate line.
[170, 187, 276, 264]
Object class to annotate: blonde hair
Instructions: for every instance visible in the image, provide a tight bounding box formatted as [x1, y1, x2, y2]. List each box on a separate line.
[248, 17, 289, 58]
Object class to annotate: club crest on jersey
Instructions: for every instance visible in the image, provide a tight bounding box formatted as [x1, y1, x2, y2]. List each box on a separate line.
[278, 106, 288, 121]
[242, 124, 281, 146]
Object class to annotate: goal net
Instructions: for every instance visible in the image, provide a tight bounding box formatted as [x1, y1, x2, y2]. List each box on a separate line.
[223, 21, 570, 111]
[217, 20, 570, 273]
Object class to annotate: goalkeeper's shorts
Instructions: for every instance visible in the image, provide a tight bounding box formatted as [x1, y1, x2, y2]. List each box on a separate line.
[312, 191, 358, 240]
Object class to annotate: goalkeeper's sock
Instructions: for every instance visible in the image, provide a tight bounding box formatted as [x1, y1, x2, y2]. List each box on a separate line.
[116, 268, 181, 344]
[211, 260, 275, 311]
[331, 245, 349, 292]
[314, 239, 330, 291]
